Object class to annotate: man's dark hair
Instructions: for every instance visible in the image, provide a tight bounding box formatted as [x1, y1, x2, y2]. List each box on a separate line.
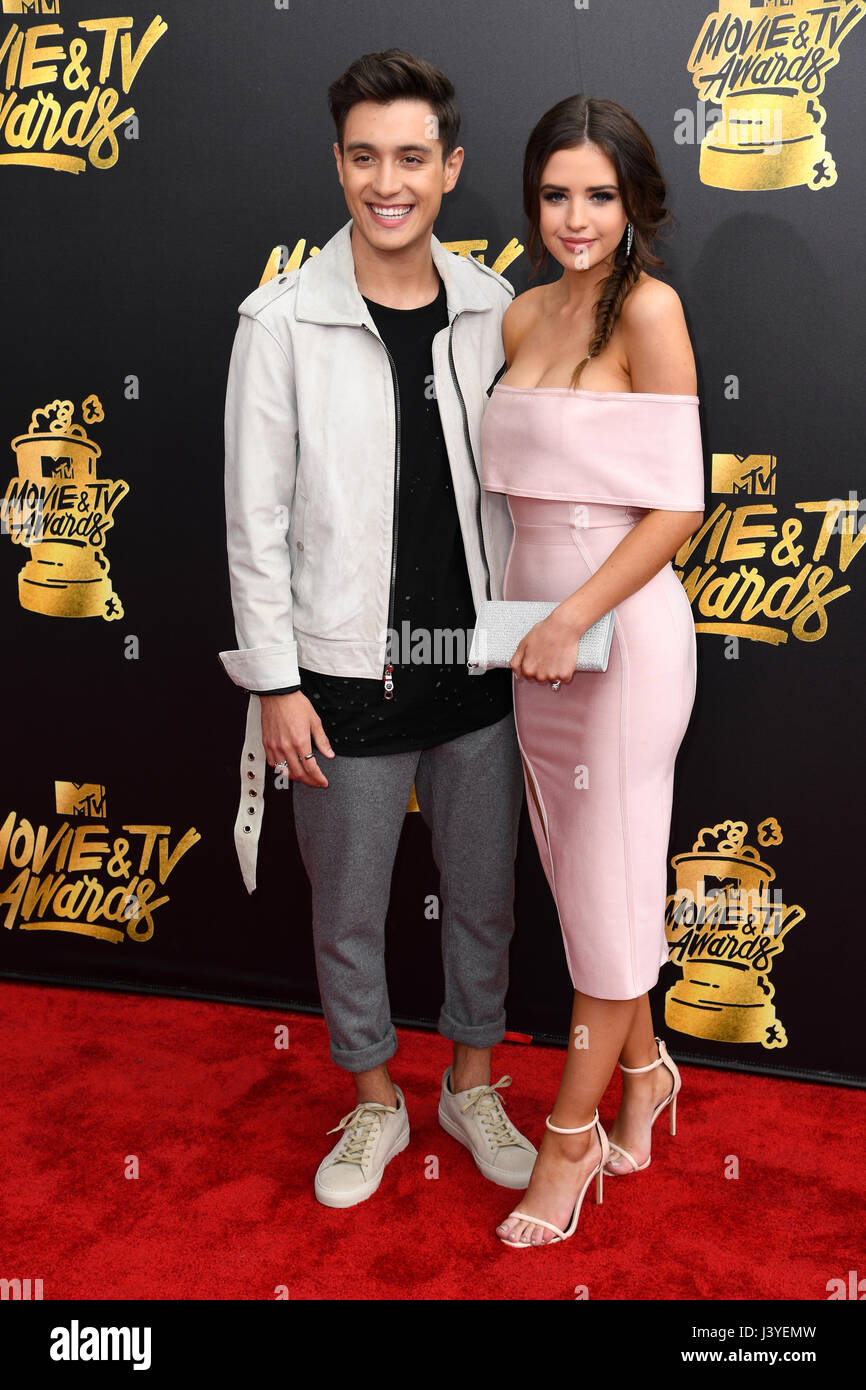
[328, 48, 461, 161]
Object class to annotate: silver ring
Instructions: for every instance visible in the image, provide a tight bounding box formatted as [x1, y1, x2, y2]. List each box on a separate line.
[274, 760, 288, 770]
[303, 752, 315, 760]
[551, 680, 561, 692]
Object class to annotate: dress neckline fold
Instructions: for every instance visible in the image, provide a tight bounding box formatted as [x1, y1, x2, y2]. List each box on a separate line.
[493, 384, 699, 405]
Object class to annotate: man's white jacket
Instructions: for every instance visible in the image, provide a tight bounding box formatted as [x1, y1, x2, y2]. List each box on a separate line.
[219, 218, 516, 892]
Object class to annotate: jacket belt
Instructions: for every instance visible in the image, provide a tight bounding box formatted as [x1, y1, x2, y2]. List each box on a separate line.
[234, 693, 265, 894]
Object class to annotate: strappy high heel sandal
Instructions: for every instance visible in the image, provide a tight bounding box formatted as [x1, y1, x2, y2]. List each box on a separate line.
[603, 1035, 681, 1177]
[498, 1109, 610, 1247]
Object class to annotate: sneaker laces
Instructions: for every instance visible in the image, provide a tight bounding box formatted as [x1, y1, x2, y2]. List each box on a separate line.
[325, 1100, 397, 1169]
[459, 1075, 523, 1151]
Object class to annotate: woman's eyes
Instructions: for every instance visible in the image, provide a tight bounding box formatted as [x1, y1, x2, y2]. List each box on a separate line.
[542, 191, 616, 203]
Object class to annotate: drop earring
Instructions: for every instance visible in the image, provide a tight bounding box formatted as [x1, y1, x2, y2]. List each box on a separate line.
[625, 222, 634, 259]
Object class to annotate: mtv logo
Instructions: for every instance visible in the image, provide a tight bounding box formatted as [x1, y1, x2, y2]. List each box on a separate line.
[711, 453, 777, 496]
[2, 2, 61, 14]
[55, 781, 106, 818]
[2, 0, 60, 13]
[43, 456, 73, 479]
[701, 874, 739, 898]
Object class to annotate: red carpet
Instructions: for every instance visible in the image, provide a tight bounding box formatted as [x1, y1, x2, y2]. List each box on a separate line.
[1, 980, 862, 1302]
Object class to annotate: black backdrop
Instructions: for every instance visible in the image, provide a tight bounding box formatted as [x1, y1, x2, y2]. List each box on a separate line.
[1, 0, 864, 1086]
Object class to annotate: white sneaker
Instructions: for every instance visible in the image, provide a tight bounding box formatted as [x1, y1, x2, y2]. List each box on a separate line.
[314, 1086, 410, 1209]
[438, 1067, 537, 1189]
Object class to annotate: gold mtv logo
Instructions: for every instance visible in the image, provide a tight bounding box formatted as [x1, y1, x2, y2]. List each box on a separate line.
[55, 781, 106, 818]
[711, 453, 776, 496]
[2, 1, 60, 12]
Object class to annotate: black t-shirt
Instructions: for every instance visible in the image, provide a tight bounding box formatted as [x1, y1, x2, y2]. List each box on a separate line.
[293, 274, 512, 755]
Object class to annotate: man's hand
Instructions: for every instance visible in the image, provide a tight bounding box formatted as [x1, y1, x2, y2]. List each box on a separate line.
[260, 691, 334, 787]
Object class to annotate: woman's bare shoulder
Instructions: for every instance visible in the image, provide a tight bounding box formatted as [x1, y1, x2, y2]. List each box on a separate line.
[502, 284, 546, 354]
[503, 283, 546, 324]
[620, 274, 695, 393]
[620, 273, 686, 331]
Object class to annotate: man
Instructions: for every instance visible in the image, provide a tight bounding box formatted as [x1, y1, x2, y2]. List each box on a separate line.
[220, 48, 533, 1208]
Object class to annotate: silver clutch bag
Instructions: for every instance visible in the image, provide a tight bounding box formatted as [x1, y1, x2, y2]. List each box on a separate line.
[468, 600, 615, 674]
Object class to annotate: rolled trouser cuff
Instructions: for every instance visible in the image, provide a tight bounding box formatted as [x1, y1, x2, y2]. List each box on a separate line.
[438, 1006, 506, 1050]
[328, 1024, 398, 1074]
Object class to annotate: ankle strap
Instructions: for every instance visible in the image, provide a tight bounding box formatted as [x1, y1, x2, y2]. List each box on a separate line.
[545, 1107, 599, 1135]
[619, 1037, 665, 1074]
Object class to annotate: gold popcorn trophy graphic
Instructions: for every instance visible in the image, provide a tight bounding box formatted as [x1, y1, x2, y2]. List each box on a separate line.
[2, 397, 128, 620]
[665, 818, 805, 1048]
[689, 0, 865, 191]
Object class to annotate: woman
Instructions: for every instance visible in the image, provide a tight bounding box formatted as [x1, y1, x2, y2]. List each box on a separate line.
[480, 95, 705, 1247]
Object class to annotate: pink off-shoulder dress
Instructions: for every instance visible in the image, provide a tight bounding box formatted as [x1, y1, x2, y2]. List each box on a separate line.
[481, 386, 705, 999]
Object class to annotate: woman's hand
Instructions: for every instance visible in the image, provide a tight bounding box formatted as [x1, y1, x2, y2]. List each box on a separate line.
[510, 607, 585, 685]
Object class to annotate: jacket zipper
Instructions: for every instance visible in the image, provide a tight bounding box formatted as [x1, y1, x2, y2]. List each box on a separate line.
[448, 314, 492, 602]
[362, 322, 400, 700]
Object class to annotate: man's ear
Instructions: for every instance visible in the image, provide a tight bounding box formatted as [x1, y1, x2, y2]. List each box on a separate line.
[333, 140, 344, 187]
[443, 145, 465, 195]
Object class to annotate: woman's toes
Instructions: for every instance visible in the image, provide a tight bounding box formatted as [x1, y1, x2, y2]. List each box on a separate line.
[499, 1215, 530, 1244]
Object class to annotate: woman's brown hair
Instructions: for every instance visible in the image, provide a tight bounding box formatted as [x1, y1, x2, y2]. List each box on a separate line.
[523, 96, 672, 388]
[328, 48, 460, 162]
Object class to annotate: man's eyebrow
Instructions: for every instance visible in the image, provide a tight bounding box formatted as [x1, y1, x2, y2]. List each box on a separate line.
[344, 141, 434, 155]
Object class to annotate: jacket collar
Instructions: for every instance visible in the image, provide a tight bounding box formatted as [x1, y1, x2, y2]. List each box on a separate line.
[294, 217, 494, 325]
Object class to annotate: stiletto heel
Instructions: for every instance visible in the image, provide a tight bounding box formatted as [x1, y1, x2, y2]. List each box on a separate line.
[498, 1109, 609, 1248]
[603, 1036, 681, 1177]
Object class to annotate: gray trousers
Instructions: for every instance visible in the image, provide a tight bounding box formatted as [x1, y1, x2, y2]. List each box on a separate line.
[291, 711, 524, 1073]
